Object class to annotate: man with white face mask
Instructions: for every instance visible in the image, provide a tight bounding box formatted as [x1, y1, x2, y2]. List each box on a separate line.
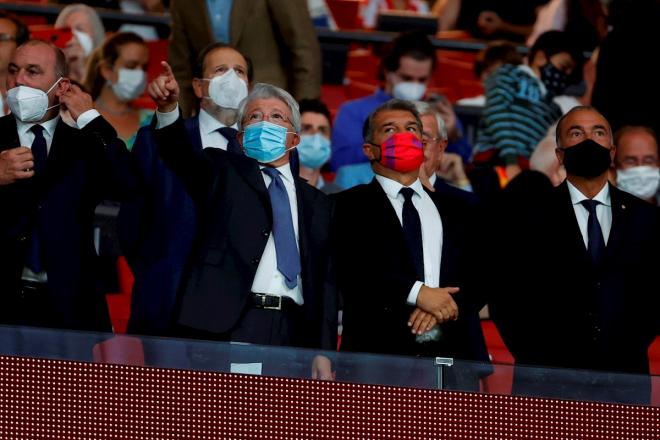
[613, 125, 660, 205]
[0, 40, 132, 331]
[118, 43, 253, 335]
[331, 31, 470, 189]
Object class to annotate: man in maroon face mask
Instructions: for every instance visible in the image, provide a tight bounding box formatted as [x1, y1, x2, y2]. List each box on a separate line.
[332, 99, 489, 367]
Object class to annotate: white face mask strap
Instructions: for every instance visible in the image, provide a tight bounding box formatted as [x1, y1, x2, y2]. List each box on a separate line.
[46, 77, 63, 95]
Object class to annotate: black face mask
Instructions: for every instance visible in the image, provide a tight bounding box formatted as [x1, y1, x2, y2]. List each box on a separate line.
[560, 138, 612, 178]
[541, 63, 569, 96]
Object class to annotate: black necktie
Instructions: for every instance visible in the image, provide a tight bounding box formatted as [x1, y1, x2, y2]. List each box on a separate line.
[400, 187, 425, 281]
[580, 199, 605, 265]
[25, 125, 47, 273]
[217, 126, 241, 154]
[31, 124, 47, 174]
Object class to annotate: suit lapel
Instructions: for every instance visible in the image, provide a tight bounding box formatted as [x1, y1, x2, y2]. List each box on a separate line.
[229, 0, 257, 45]
[185, 116, 203, 152]
[227, 151, 270, 205]
[603, 184, 626, 264]
[554, 182, 595, 267]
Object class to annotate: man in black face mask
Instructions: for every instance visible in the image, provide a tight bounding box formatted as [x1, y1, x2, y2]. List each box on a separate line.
[487, 106, 660, 404]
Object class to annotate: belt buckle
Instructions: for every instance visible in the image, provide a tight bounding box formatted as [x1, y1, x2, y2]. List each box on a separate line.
[262, 294, 282, 311]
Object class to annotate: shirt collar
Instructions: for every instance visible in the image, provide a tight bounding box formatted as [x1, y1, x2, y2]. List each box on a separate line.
[260, 162, 295, 185]
[517, 64, 547, 97]
[198, 108, 237, 135]
[567, 180, 611, 207]
[375, 174, 425, 200]
[16, 114, 60, 139]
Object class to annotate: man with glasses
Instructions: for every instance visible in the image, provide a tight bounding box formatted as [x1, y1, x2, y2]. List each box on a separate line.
[0, 11, 28, 115]
[149, 66, 336, 378]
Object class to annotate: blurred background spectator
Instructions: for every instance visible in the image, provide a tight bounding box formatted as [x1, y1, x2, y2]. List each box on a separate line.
[119, 0, 167, 41]
[54, 3, 106, 82]
[298, 98, 342, 194]
[168, 0, 321, 117]
[613, 125, 660, 204]
[83, 32, 150, 149]
[0, 11, 28, 116]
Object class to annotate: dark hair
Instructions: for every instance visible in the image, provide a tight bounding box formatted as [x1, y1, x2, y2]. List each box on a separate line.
[530, 30, 582, 67]
[474, 40, 523, 78]
[363, 99, 422, 144]
[379, 30, 436, 81]
[193, 42, 253, 82]
[83, 32, 146, 100]
[298, 98, 332, 126]
[21, 40, 69, 78]
[0, 11, 28, 45]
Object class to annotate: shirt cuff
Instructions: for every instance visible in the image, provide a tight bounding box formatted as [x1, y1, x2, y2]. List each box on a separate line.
[156, 104, 180, 129]
[76, 109, 101, 129]
[407, 281, 424, 306]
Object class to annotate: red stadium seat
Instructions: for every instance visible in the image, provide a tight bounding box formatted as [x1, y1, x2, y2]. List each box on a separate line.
[28, 25, 72, 49]
[145, 39, 169, 83]
[327, 0, 365, 29]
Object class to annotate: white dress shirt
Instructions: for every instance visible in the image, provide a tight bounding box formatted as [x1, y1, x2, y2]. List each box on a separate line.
[19, 109, 101, 282]
[251, 163, 303, 304]
[567, 180, 612, 248]
[375, 175, 443, 305]
[156, 105, 237, 150]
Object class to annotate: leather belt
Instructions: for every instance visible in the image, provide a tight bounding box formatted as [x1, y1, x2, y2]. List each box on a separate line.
[250, 293, 298, 311]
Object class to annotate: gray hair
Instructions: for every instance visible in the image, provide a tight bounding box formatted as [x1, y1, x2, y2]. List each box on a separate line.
[237, 83, 301, 132]
[413, 100, 447, 140]
[362, 99, 423, 144]
[555, 105, 611, 147]
[54, 4, 106, 49]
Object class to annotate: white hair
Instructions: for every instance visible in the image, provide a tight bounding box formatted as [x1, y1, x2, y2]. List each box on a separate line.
[413, 100, 447, 140]
[237, 83, 301, 132]
[55, 4, 106, 49]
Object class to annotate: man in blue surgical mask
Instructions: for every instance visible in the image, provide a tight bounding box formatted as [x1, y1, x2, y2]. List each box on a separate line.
[297, 98, 342, 195]
[149, 68, 337, 379]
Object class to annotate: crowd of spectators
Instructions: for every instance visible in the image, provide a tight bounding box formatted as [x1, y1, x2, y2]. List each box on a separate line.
[0, 0, 658, 403]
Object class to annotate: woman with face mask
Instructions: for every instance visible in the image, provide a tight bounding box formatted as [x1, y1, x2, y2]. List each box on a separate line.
[83, 32, 150, 149]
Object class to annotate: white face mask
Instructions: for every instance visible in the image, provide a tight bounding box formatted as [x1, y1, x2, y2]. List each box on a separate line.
[617, 166, 660, 200]
[392, 81, 426, 101]
[72, 29, 94, 57]
[110, 68, 147, 102]
[203, 69, 248, 109]
[7, 78, 63, 122]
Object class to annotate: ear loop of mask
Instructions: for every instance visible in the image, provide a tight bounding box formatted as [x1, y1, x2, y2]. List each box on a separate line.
[45, 77, 64, 112]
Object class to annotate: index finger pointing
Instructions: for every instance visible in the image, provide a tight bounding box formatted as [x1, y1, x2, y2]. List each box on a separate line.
[160, 61, 174, 78]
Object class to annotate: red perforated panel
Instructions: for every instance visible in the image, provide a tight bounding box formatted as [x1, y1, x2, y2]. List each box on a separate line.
[0, 355, 658, 439]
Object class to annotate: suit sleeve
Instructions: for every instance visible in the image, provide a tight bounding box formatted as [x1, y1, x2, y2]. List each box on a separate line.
[168, 0, 197, 117]
[268, 0, 321, 100]
[154, 116, 215, 205]
[80, 115, 141, 201]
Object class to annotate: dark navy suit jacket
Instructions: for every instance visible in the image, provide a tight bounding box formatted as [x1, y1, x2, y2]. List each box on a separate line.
[118, 116, 202, 335]
[0, 114, 131, 331]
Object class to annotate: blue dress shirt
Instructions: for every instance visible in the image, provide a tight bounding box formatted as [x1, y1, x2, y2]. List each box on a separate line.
[206, 0, 233, 43]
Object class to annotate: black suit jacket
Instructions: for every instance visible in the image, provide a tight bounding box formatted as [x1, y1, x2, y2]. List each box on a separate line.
[155, 117, 337, 350]
[332, 179, 489, 361]
[490, 181, 660, 374]
[0, 114, 132, 331]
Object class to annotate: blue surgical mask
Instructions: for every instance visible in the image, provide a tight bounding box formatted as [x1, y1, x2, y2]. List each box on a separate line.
[297, 133, 331, 169]
[242, 121, 294, 163]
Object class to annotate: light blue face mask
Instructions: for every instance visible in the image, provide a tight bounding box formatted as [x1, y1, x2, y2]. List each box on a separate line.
[242, 121, 295, 163]
[297, 133, 332, 169]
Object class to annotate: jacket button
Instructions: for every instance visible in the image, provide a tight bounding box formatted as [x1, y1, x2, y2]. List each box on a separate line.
[18, 236, 27, 243]
[261, 229, 270, 238]
[251, 257, 260, 265]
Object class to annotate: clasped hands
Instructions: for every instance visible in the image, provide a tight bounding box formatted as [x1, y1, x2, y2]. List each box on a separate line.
[408, 285, 459, 335]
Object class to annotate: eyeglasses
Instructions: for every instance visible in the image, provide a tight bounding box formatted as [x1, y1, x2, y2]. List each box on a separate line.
[422, 134, 442, 143]
[244, 110, 291, 125]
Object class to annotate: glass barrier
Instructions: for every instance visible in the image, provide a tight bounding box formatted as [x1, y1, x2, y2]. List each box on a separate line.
[0, 325, 656, 407]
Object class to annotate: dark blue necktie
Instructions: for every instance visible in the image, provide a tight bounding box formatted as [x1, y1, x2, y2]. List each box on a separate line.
[580, 199, 605, 265]
[262, 167, 301, 289]
[217, 126, 242, 154]
[25, 125, 47, 273]
[31, 124, 47, 174]
[400, 187, 425, 281]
